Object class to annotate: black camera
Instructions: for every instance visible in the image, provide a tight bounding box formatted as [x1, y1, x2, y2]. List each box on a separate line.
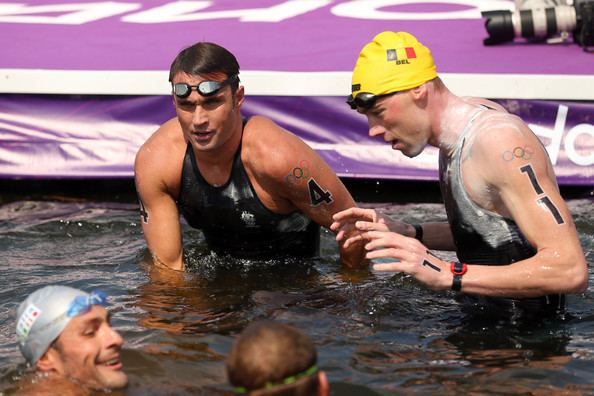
[481, 0, 594, 52]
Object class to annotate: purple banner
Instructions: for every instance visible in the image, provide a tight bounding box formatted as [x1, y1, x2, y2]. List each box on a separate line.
[0, 0, 592, 75]
[0, 94, 592, 185]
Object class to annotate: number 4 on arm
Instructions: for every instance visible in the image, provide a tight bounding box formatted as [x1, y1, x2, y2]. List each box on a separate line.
[308, 179, 333, 206]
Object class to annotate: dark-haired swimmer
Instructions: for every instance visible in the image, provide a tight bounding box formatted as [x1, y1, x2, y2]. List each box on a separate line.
[135, 42, 366, 270]
[331, 31, 587, 314]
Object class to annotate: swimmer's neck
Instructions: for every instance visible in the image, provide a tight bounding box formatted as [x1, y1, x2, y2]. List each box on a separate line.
[430, 90, 484, 153]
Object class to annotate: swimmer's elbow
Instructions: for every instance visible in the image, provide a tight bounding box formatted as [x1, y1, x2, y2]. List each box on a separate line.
[570, 264, 588, 294]
[562, 257, 589, 294]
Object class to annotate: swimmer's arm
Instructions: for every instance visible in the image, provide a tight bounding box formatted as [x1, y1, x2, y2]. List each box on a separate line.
[285, 153, 367, 268]
[451, 126, 587, 297]
[331, 212, 455, 251]
[410, 222, 455, 251]
[134, 146, 184, 271]
[251, 118, 367, 268]
[357, 126, 587, 297]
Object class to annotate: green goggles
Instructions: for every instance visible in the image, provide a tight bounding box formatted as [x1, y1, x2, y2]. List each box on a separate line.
[233, 364, 318, 394]
[172, 74, 239, 99]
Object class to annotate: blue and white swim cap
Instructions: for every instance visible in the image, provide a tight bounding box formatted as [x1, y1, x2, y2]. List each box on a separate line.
[16, 285, 108, 364]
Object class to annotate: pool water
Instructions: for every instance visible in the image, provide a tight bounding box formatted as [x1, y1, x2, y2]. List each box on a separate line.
[1, 188, 593, 395]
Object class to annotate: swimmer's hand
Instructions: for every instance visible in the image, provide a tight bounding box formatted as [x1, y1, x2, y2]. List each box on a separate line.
[330, 208, 410, 249]
[354, 224, 450, 290]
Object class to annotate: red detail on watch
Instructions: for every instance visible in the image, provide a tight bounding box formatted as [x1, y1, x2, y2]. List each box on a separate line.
[450, 262, 468, 276]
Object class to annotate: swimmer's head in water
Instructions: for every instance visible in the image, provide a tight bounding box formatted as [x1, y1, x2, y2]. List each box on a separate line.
[227, 320, 319, 393]
[16, 285, 108, 364]
[349, 31, 437, 108]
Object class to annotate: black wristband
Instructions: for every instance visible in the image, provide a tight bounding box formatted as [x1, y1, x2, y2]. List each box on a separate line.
[450, 261, 467, 292]
[412, 223, 423, 242]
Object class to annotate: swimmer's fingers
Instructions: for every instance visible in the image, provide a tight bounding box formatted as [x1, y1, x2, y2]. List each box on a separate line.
[364, 231, 427, 262]
[332, 207, 378, 225]
[366, 247, 408, 272]
[358, 220, 417, 239]
[354, 221, 390, 232]
[363, 232, 408, 261]
[372, 261, 407, 272]
[363, 232, 447, 287]
[332, 208, 379, 242]
[341, 232, 368, 249]
[336, 222, 390, 247]
[341, 226, 389, 248]
[362, 230, 409, 250]
[366, 246, 406, 260]
[331, 221, 348, 241]
[333, 222, 357, 242]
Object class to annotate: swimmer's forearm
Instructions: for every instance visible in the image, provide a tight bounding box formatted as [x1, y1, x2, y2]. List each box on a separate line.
[150, 250, 185, 271]
[451, 253, 587, 297]
[415, 222, 456, 251]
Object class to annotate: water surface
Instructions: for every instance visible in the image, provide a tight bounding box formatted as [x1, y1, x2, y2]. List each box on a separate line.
[1, 188, 593, 395]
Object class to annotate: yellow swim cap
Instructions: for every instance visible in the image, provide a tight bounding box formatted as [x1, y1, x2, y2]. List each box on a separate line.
[351, 31, 437, 97]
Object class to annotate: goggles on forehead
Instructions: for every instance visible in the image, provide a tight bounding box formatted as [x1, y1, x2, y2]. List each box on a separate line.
[172, 74, 239, 99]
[67, 290, 108, 317]
[21, 290, 109, 341]
[347, 91, 395, 111]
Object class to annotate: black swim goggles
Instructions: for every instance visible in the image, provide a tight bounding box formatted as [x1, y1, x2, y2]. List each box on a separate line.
[347, 91, 394, 111]
[172, 74, 239, 99]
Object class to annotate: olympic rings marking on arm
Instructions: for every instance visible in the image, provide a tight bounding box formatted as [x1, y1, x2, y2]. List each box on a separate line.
[502, 151, 514, 161]
[285, 160, 311, 186]
[285, 174, 297, 185]
[502, 145, 534, 161]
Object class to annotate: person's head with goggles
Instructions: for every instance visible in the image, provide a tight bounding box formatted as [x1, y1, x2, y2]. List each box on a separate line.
[172, 74, 240, 100]
[16, 285, 128, 391]
[347, 90, 402, 112]
[169, 41, 241, 100]
[348, 31, 437, 112]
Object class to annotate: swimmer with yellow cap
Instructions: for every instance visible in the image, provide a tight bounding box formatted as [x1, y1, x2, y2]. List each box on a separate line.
[332, 31, 587, 313]
[348, 31, 437, 111]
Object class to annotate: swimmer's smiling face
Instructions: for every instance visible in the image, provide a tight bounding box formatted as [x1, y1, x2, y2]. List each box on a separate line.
[363, 90, 429, 158]
[172, 71, 244, 153]
[40, 305, 128, 391]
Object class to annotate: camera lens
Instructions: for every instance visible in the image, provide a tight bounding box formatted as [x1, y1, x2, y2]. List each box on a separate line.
[482, 10, 516, 45]
[482, 5, 577, 45]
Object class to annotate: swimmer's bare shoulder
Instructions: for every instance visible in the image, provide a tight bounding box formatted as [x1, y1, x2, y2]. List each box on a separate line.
[241, 115, 306, 176]
[462, 97, 508, 113]
[14, 374, 92, 396]
[135, 117, 186, 197]
[239, 115, 305, 211]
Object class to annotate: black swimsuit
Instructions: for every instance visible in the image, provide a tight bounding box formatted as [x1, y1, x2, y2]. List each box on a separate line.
[439, 109, 564, 314]
[177, 138, 319, 260]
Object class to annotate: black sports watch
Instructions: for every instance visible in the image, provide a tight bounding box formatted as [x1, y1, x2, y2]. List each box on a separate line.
[450, 261, 468, 292]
